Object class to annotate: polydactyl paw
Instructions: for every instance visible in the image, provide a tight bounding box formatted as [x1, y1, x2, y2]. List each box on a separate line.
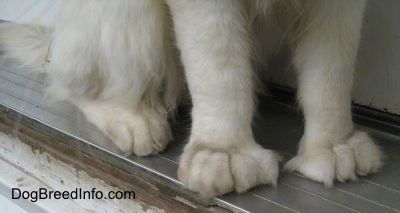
[284, 130, 383, 186]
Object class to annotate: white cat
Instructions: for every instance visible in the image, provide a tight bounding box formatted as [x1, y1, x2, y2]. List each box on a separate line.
[0, 0, 383, 197]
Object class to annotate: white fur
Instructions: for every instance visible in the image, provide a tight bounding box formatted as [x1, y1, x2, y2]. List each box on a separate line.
[0, 0, 182, 156]
[166, 0, 281, 197]
[0, 0, 383, 197]
[0, 23, 51, 71]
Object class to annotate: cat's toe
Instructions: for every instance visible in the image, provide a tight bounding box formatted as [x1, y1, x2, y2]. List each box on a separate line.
[347, 131, 384, 176]
[284, 148, 338, 186]
[108, 111, 171, 156]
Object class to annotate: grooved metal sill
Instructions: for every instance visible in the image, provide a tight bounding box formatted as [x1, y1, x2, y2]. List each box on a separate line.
[1, 61, 400, 213]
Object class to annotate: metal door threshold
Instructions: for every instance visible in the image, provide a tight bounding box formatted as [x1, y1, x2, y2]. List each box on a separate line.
[1, 62, 399, 213]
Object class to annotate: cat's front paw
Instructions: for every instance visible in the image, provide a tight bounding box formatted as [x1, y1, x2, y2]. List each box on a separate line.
[178, 142, 280, 197]
[81, 104, 172, 156]
[105, 110, 172, 156]
[284, 130, 383, 186]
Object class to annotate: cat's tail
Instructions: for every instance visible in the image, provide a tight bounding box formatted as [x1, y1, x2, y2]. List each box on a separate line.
[0, 22, 52, 72]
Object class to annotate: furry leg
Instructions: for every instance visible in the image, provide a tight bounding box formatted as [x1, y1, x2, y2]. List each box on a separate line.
[284, 0, 383, 185]
[167, 0, 280, 197]
[0, 0, 179, 156]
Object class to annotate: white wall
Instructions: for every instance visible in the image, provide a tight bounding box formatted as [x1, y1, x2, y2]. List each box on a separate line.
[268, 0, 400, 115]
[0, 0, 61, 25]
[354, 0, 400, 115]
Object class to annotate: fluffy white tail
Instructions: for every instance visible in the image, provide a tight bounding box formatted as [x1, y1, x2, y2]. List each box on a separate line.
[0, 22, 52, 72]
